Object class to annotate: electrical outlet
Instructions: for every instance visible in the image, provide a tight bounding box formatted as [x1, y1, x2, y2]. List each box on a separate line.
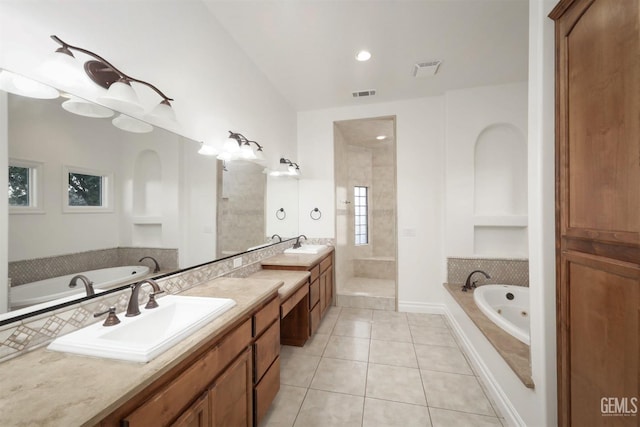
[233, 257, 243, 268]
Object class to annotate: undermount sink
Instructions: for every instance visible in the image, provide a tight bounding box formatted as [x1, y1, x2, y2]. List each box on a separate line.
[284, 244, 328, 254]
[47, 295, 236, 363]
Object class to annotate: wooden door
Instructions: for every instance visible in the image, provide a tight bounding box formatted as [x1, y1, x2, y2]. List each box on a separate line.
[171, 392, 210, 427]
[550, 0, 640, 425]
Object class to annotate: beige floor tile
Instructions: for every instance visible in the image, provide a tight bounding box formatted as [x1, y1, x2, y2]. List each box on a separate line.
[310, 357, 368, 395]
[339, 307, 374, 321]
[323, 335, 370, 361]
[259, 385, 307, 427]
[293, 389, 364, 427]
[366, 363, 427, 405]
[279, 353, 321, 388]
[316, 312, 339, 335]
[362, 398, 432, 427]
[332, 319, 372, 338]
[369, 340, 418, 368]
[281, 333, 330, 357]
[429, 407, 502, 427]
[410, 323, 458, 347]
[414, 344, 473, 375]
[407, 313, 448, 329]
[372, 309, 407, 324]
[421, 370, 495, 416]
[371, 321, 412, 342]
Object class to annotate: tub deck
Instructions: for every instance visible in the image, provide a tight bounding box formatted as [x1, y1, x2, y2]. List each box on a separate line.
[444, 283, 533, 389]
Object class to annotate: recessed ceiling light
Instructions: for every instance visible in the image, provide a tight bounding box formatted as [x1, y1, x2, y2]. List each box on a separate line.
[356, 50, 371, 62]
[376, 135, 386, 140]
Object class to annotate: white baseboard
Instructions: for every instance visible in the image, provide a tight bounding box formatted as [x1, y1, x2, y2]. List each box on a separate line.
[398, 300, 525, 426]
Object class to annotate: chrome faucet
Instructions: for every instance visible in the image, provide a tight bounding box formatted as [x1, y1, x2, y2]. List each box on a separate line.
[293, 234, 307, 249]
[462, 270, 491, 292]
[139, 256, 160, 273]
[126, 279, 164, 317]
[271, 234, 282, 243]
[68, 274, 95, 296]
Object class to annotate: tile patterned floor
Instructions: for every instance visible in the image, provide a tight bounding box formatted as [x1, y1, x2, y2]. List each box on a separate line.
[260, 306, 508, 427]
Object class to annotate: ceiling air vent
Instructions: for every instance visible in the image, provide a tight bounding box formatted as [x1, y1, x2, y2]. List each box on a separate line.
[413, 60, 441, 77]
[352, 89, 377, 98]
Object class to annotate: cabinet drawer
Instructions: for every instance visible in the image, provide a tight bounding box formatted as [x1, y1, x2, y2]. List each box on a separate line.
[253, 297, 279, 337]
[254, 357, 280, 425]
[309, 279, 320, 307]
[320, 255, 332, 273]
[219, 319, 252, 371]
[281, 282, 309, 318]
[309, 265, 320, 283]
[310, 303, 321, 336]
[254, 320, 280, 383]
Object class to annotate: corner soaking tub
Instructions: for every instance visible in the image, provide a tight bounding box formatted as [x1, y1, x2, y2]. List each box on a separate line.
[9, 265, 150, 310]
[473, 284, 530, 345]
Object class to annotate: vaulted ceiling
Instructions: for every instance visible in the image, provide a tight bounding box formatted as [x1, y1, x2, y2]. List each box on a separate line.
[204, 1, 529, 112]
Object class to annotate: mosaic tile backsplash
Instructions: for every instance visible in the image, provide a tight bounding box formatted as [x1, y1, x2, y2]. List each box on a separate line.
[0, 239, 334, 363]
[9, 247, 179, 286]
[447, 257, 529, 287]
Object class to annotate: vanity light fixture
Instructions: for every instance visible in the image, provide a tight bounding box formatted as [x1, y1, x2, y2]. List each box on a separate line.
[0, 69, 59, 99]
[198, 140, 219, 156]
[216, 131, 265, 163]
[269, 158, 300, 177]
[47, 35, 178, 129]
[61, 96, 114, 118]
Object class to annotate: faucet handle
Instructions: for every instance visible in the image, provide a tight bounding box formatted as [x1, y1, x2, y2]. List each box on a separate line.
[145, 290, 164, 309]
[94, 307, 121, 326]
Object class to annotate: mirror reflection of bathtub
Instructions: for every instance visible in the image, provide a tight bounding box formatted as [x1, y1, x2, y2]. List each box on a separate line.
[473, 284, 530, 345]
[7, 265, 150, 315]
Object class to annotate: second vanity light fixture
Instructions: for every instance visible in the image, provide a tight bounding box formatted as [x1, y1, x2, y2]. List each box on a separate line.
[269, 158, 301, 177]
[199, 131, 265, 164]
[45, 35, 178, 132]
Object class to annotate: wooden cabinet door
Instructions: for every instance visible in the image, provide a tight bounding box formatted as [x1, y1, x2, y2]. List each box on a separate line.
[171, 392, 209, 427]
[210, 348, 252, 427]
[324, 265, 333, 310]
[550, 0, 640, 425]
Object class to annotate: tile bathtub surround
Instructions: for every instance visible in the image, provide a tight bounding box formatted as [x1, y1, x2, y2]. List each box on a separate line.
[0, 239, 333, 363]
[260, 306, 507, 427]
[447, 257, 529, 287]
[9, 247, 179, 286]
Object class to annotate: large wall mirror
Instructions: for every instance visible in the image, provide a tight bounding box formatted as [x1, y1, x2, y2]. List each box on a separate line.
[1, 69, 299, 323]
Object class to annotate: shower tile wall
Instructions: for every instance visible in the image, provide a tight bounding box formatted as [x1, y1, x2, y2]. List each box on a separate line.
[217, 161, 266, 256]
[371, 143, 396, 258]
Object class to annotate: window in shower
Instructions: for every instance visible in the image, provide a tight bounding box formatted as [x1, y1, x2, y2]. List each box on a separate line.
[354, 185, 369, 245]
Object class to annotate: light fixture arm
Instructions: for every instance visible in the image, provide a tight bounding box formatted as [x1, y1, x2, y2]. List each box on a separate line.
[50, 35, 174, 103]
[228, 131, 263, 150]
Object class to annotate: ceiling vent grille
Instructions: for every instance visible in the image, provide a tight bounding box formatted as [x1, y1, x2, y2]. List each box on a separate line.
[352, 89, 377, 98]
[413, 60, 441, 77]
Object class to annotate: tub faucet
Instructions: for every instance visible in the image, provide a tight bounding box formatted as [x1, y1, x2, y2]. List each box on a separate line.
[293, 234, 307, 249]
[139, 256, 160, 273]
[462, 270, 491, 292]
[271, 234, 282, 243]
[68, 274, 95, 297]
[126, 279, 164, 317]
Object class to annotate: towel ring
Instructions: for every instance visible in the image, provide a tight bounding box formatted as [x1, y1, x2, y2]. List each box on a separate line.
[310, 207, 322, 220]
[276, 208, 286, 220]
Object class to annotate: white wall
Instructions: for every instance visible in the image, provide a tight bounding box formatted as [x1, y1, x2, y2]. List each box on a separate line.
[297, 97, 446, 307]
[527, 0, 558, 425]
[444, 82, 528, 258]
[0, 92, 7, 312]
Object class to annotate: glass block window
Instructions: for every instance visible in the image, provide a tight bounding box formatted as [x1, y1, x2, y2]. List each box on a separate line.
[354, 186, 369, 245]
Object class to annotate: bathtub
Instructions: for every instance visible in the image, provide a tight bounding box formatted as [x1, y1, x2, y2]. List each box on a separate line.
[473, 284, 530, 345]
[9, 265, 150, 310]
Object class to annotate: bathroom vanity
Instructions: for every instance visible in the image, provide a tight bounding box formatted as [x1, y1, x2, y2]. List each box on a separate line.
[0, 277, 282, 427]
[260, 246, 335, 336]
